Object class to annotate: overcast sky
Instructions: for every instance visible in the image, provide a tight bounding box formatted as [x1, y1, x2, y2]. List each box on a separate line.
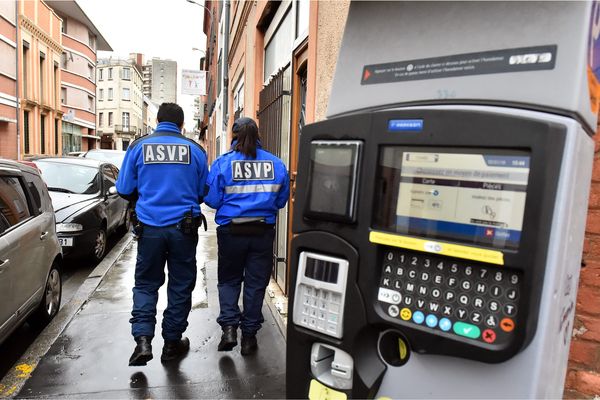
[78, 0, 208, 131]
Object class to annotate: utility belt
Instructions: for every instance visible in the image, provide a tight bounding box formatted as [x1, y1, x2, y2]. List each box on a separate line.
[131, 210, 207, 238]
[228, 217, 274, 236]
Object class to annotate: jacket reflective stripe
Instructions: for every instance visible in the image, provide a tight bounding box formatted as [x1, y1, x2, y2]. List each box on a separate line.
[224, 184, 282, 194]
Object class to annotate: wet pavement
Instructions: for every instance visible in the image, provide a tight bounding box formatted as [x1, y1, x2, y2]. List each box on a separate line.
[17, 210, 286, 399]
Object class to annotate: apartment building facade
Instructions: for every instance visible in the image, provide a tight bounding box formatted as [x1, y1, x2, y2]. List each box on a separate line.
[17, 0, 63, 158]
[140, 57, 177, 105]
[96, 58, 143, 151]
[0, 2, 18, 159]
[46, 0, 111, 154]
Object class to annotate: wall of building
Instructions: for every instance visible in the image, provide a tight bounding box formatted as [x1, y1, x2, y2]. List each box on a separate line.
[96, 61, 143, 151]
[0, 0, 17, 159]
[150, 58, 177, 104]
[18, 0, 62, 158]
[313, 0, 349, 122]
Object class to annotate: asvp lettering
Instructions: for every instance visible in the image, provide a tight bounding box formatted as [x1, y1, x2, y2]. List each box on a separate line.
[143, 144, 191, 164]
[232, 160, 274, 181]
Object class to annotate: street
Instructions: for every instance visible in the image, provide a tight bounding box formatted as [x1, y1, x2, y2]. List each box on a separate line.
[0, 230, 127, 380]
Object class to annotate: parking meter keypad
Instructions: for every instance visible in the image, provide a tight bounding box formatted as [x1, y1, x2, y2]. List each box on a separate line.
[377, 248, 521, 347]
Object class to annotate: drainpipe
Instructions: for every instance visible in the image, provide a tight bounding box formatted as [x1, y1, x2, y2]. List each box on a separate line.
[222, 0, 230, 133]
[15, 0, 20, 160]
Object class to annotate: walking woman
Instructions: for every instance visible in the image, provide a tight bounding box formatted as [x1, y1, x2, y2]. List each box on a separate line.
[205, 117, 289, 355]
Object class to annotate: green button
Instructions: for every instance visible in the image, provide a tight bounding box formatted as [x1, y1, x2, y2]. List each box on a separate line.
[453, 322, 481, 339]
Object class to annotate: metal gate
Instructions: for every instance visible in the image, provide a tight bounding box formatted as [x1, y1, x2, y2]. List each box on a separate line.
[257, 64, 292, 289]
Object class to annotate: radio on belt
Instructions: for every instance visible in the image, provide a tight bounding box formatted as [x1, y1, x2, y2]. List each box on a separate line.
[287, 2, 597, 399]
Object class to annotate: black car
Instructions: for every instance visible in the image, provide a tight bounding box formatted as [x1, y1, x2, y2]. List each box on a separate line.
[33, 157, 131, 262]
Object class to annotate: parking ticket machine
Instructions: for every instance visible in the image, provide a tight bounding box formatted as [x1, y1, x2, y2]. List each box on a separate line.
[287, 2, 598, 399]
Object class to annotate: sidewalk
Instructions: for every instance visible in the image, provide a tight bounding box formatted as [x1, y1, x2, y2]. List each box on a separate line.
[17, 210, 286, 399]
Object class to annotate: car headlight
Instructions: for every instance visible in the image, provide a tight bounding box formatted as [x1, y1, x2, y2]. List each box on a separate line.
[56, 223, 84, 233]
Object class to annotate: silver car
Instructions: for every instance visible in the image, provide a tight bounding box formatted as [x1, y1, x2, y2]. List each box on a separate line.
[0, 159, 62, 344]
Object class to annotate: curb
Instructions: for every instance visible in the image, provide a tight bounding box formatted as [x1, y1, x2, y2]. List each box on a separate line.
[0, 234, 134, 399]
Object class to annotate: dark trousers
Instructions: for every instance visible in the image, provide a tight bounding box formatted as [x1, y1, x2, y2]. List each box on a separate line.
[216, 225, 275, 336]
[130, 225, 198, 341]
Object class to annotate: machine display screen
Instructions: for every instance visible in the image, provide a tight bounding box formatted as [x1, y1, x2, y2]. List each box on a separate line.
[374, 147, 531, 250]
[306, 141, 362, 222]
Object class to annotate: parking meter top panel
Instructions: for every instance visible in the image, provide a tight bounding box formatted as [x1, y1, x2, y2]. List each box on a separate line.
[295, 107, 567, 365]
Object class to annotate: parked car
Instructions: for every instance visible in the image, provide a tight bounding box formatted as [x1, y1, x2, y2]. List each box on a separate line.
[32, 157, 131, 262]
[0, 159, 62, 345]
[81, 149, 126, 169]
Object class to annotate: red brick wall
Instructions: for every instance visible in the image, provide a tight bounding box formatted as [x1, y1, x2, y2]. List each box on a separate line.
[565, 129, 600, 398]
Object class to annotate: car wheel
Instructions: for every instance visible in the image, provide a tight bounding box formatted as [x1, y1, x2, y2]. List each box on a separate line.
[93, 228, 107, 262]
[29, 263, 62, 327]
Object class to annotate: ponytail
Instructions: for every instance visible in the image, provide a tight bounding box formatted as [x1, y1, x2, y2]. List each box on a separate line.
[232, 117, 259, 159]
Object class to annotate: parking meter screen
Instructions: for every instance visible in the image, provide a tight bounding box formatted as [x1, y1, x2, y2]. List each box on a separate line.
[374, 147, 530, 250]
[306, 141, 361, 221]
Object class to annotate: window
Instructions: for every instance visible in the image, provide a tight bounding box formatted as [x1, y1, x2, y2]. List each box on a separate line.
[122, 112, 130, 128]
[88, 64, 94, 80]
[296, 0, 309, 38]
[102, 165, 116, 192]
[61, 19, 67, 34]
[264, 10, 293, 81]
[53, 63, 58, 107]
[99, 112, 103, 127]
[23, 110, 30, 154]
[88, 32, 95, 50]
[0, 176, 32, 233]
[88, 95, 94, 112]
[40, 115, 46, 154]
[122, 67, 131, 80]
[23, 172, 46, 215]
[98, 68, 103, 81]
[98, 88, 104, 101]
[22, 41, 29, 96]
[108, 88, 113, 100]
[61, 87, 66, 104]
[54, 119, 59, 155]
[108, 112, 113, 126]
[122, 87, 130, 101]
[108, 68, 113, 80]
[39, 52, 45, 103]
[233, 77, 244, 119]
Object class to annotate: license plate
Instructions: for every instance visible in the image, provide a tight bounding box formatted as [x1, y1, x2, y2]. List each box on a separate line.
[59, 237, 74, 247]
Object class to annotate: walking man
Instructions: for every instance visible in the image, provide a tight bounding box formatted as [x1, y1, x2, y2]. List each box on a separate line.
[116, 103, 208, 365]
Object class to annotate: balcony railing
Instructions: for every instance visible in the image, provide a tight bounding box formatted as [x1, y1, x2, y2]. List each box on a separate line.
[114, 125, 138, 134]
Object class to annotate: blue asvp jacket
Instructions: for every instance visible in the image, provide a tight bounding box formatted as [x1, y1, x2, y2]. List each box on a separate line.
[116, 122, 208, 227]
[205, 144, 290, 225]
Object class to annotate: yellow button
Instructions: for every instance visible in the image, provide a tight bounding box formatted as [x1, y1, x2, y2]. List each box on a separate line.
[309, 379, 347, 400]
[400, 308, 412, 321]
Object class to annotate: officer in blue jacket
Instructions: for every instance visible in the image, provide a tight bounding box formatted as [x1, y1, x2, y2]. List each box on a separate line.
[116, 103, 208, 366]
[205, 117, 289, 355]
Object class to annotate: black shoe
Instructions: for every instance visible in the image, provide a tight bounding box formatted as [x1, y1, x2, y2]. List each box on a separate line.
[241, 335, 258, 356]
[217, 326, 238, 351]
[161, 337, 190, 363]
[129, 336, 153, 366]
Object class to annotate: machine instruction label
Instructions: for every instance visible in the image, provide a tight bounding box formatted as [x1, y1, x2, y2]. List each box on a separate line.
[361, 45, 557, 85]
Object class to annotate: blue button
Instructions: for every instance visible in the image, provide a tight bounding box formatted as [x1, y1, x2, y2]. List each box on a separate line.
[439, 318, 452, 332]
[425, 314, 438, 328]
[412, 311, 425, 324]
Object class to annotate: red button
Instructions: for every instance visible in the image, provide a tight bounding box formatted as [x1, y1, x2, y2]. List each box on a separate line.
[482, 329, 497, 343]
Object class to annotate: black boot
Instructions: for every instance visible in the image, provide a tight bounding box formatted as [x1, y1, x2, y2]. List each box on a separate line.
[241, 335, 258, 356]
[161, 337, 190, 363]
[217, 326, 238, 351]
[129, 336, 153, 366]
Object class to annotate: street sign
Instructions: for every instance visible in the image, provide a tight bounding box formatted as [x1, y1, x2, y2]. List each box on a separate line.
[182, 69, 206, 96]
